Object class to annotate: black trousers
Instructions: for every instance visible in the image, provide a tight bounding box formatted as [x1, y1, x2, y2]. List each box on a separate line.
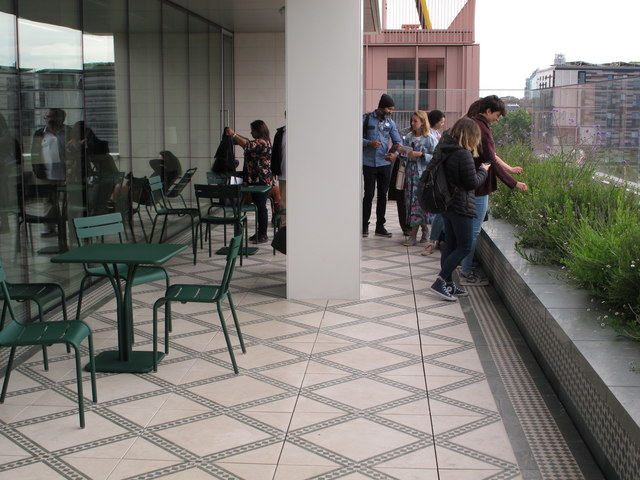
[362, 164, 391, 230]
[251, 190, 269, 237]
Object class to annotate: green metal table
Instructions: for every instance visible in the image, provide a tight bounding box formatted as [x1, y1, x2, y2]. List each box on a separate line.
[52, 242, 187, 373]
[215, 184, 272, 256]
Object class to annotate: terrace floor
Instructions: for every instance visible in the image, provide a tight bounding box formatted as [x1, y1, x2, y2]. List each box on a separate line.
[0, 208, 604, 479]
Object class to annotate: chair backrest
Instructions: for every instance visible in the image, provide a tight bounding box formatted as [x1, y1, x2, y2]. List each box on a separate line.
[206, 171, 227, 185]
[0, 263, 20, 326]
[147, 175, 168, 211]
[194, 184, 243, 217]
[73, 212, 126, 245]
[220, 235, 243, 294]
[166, 167, 197, 199]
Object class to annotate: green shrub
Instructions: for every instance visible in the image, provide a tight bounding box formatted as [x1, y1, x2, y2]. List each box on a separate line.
[491, 143, 640, 339]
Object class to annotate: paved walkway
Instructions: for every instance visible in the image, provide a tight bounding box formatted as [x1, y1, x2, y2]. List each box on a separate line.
[0, 214, 602, 479]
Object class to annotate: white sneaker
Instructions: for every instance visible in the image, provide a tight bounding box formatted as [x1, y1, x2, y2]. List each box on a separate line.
[403, 236, 417, 246]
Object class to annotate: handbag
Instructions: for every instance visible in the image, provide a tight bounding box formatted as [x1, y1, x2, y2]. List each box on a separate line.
[395, 159, 406, 190]
[271, 226, 286, 254]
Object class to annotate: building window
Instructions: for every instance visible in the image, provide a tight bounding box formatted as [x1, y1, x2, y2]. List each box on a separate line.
[387, 58, 415, 111]
[578, 71, 586, 84]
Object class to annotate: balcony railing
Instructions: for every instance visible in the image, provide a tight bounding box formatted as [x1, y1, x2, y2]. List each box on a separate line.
[365, 0, 475, 45]
[364, 83, 640, 184]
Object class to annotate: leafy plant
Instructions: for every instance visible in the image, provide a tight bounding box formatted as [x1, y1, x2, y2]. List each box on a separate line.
[491, 139, 640, 339]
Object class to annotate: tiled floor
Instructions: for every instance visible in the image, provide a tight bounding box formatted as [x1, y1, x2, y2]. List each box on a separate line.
[0, 214, 601, 479]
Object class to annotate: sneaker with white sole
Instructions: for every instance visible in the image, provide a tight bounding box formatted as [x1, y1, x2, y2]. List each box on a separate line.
[429, 277, 458, 302]
[403, 236, 417, 246]
[459, 271, 489, 286]
[446, 281, 468, 297]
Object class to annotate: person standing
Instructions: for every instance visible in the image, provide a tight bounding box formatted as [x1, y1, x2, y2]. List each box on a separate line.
[429, 118, 491, 302]
[225, 120, 274, 244]
[386, 110, 436, 246]
[460, 95, 527, 286]
[422, 109, 447, 253]
[30, 108, 71, 237]
[362, 93, 402, 238]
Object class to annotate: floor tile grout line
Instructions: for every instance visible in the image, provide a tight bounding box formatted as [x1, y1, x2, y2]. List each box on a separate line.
[406, 245, 442, 480]
[269, 299, 329, 480]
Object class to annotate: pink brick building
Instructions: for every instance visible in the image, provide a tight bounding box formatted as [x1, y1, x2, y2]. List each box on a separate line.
[363, 0, 480, 125]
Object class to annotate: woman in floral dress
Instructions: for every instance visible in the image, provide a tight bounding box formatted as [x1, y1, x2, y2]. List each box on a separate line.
[401, 111, 437, 246]
[225, 120, 274, 244]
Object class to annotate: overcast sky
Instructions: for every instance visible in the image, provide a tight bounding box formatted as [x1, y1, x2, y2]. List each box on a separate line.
[475, 0, 640, 96]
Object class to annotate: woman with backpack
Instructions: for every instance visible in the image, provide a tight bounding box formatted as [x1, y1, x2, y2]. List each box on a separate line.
[429, 117, 491, 302]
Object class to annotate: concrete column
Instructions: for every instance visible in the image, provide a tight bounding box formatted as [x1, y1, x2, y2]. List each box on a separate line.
[286, 0, 362, 299]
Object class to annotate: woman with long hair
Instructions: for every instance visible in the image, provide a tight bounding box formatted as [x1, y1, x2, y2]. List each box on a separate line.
[429, 117, 491, 302]
[225, 120, 274, 244]
[398, 110, 437, 246]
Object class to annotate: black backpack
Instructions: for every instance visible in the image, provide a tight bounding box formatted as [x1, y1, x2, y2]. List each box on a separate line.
[418, 146, 455, 213]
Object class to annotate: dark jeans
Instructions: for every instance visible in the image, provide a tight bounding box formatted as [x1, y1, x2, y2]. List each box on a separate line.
[363, 164, 391, 230]
[439, 211, 474, 282]
[251, 190, 269, 237]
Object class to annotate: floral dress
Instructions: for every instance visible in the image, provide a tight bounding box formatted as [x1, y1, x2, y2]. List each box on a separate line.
[243, 139, 274, 186]
[403, 131, 437, 227]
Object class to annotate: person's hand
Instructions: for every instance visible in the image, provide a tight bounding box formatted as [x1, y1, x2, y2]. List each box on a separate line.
[368, 140, 382, 149]
[509, 165, 524, 174]
[515, 181, 528, 192]
[224, 127, 235, 137]
[384, 152, 397, 162]
[480, 162, 492, 170]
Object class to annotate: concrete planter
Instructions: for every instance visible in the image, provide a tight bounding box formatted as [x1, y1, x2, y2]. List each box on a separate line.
[477, 218, 640, 480]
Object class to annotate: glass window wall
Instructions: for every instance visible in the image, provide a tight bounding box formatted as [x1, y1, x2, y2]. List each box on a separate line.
[0, 0, 233, 296]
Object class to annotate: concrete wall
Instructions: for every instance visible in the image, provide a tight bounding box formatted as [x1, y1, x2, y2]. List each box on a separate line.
[233, 1, 362, 300]
[233, 32, 286, 150]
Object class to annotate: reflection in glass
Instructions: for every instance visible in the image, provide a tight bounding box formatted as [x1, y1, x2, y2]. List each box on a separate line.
[189, 17, 213, 179]
[0, 11, 16, 68]
[18, 19, 82, 71]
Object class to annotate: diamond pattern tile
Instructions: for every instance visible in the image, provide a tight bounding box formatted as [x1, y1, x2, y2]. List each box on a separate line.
[0, 205, 594, 479]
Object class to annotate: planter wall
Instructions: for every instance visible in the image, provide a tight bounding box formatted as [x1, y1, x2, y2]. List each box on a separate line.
[478, 218, 640, 480]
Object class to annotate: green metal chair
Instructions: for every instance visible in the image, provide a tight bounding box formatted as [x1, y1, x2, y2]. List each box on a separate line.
[152, 235, 246, 373]
[0, 273, 70, 368]
[206, 172, 258, 246]
[0, 262, 97, 428]
[72, 213, 171, 324]
[165, 167, 198, 209]
[194, 184, 248, 265]
[147, 174, 200, 264]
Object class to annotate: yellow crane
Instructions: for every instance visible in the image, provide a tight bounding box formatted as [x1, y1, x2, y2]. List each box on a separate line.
[415, 0, 433, 29]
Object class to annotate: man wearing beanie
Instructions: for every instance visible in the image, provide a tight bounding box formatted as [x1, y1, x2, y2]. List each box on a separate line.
[362, 93, 402, 237]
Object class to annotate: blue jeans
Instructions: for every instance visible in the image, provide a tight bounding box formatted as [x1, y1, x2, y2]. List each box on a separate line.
[429, 214, 444, 242]
[439, 211, 474, 283]
[460, 195, 489, 275]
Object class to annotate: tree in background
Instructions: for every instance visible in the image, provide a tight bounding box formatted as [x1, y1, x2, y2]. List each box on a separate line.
[492, 109, 533, 148]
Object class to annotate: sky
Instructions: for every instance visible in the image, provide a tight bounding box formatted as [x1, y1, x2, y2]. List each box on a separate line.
[475, 0, 640, 96]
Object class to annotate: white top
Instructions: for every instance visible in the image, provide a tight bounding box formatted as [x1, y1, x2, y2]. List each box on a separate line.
[41, 131, 65, 181]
